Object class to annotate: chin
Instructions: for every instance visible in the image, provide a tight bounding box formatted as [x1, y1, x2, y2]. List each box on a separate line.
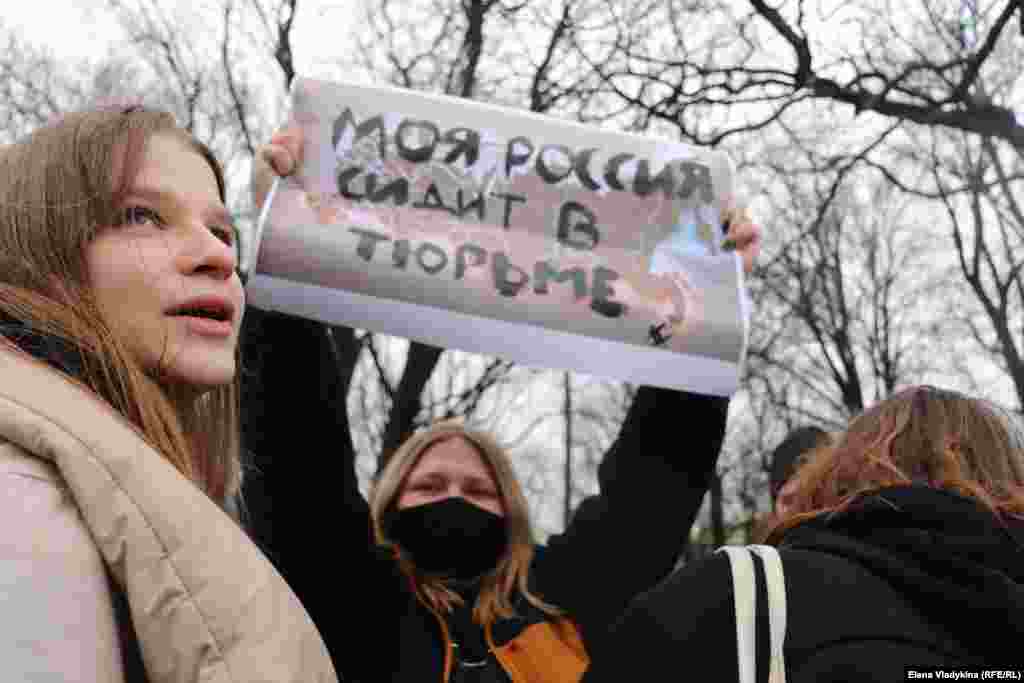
[164, 355, 238, 389]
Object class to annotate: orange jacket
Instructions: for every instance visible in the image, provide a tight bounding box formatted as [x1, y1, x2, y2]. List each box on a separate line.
[431, 606, 589, 683]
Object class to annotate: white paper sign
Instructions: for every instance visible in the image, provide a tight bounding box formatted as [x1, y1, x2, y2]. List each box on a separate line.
[248, 77, 749, 396]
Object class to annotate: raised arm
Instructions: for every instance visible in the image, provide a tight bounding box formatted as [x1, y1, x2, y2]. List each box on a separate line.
[240, 310, 370, 538]
[239, 308, 378, 666]
[530, 385, 729, 649]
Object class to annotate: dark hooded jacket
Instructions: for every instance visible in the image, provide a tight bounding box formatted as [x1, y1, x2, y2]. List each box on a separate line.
[582, 486, 1024, 682]
[239, 310, 730, 682]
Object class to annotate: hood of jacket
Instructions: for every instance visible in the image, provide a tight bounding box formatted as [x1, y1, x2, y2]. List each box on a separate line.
[0, 337, 338, 683]
[780, 485, 1024, 656]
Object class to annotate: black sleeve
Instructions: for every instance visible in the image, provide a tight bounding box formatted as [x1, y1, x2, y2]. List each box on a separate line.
[581, 553, 740, 683]
[239, 309, 385, 667]
[530, 385, 729, 650]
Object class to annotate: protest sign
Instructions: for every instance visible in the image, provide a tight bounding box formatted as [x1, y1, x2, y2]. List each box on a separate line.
[247, 77, 749, 396]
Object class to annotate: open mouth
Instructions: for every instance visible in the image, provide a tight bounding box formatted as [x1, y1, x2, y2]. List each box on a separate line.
[167, 302, 233, 323]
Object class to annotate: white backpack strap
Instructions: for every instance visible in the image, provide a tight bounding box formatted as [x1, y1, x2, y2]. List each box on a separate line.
[749, 545, 788, 683]
[719, 546, 757, 683]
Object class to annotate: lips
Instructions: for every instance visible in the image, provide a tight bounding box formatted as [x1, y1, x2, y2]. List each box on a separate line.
[166, 297, 236, 323]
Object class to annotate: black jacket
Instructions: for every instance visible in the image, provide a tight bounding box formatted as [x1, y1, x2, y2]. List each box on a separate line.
[582, 486, 1024, 682]
[239, 310, 730, 682]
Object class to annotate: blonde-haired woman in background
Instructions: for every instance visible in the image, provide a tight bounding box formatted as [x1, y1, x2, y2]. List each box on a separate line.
[241, 125, 761, 682]
[369, 420, 574, 681]
[245, 371, 730, 683]
[370, 422, 558, 624]
[583, 386, 1024, 682]
[0, 107, 336, 681]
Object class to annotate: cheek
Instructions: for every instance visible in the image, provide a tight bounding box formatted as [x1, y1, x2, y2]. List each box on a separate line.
[85, 238, 172, 354]
[86, 236, 164, 302]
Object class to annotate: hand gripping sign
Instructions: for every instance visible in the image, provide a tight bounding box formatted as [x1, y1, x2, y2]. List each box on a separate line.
[247, 77, 749, 396]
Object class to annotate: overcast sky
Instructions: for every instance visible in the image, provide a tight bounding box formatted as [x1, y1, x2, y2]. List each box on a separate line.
[3, 0, 354, 71]
[5, 1, 116, 59]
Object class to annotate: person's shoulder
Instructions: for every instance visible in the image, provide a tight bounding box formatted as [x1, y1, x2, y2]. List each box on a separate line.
[0, 442, 103, 571]
[0, 340, 136, 449]
[582, 553, 738, 683]
[0, 444, 126, 680]
[632, 551, 735, 615]
[593, 551, 735, 652]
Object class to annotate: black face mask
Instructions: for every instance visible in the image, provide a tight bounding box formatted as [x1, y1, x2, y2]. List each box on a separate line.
[389, 497, 508, 581]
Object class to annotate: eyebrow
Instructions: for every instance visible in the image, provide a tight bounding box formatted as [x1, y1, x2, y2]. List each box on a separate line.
[410, 472, 494, 488]
[125, 186, 235, 226]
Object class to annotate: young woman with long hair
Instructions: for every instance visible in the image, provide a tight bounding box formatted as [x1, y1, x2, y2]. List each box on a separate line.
[0, 107, 336, 681]
[583, 386, 1024, 681]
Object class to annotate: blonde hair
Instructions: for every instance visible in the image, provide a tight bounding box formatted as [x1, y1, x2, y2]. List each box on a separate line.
[766, 385, 1024, 542]
[0, 107, 241, 504]
[370, 419, 561, 625]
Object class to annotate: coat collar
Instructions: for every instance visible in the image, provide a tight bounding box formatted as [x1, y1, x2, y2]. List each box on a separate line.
[0, 346, 338, 683]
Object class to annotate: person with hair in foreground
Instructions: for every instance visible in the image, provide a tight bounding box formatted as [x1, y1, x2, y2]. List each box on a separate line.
[582, 385, 1024, 681]
[0, 108, 336, 681]
[240, 126, 761, 682]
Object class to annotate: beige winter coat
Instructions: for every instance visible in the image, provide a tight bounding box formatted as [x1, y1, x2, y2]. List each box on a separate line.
[0, 343, 338, 682]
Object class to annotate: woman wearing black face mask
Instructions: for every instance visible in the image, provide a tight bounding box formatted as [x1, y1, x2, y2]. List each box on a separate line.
[371, 423, 573, 682]
[239, 126, 756, 683]
[243, 353, 730, 683]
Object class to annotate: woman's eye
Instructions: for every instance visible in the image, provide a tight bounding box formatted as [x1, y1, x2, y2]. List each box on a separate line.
[122, 206, 163, 227]
[209, 224, 236, 246]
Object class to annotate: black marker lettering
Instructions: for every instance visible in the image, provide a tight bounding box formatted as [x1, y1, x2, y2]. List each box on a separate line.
[573, 148, 602, 191]
[492, 252, 529, 297]
[491, 192, 526, 229]
[396, 119, 440, 163]
[366, 175, 410, 205]
[442, 127, 481, 167]
[416, 242, 448, 274]
[456, 190, 486, 222]
[337, 166, 366, 199]
[332, 109, 387, 160]
[590, 266, 626, 318]
[536, 144, 574, 185]
[505, 136, 534, 177]
[634, 160, 676, 199]
[414, 183, 455, 214]
[534, 261, 587, 299]
[455, 243, 487, 279]
[349, 228, 390, 261]
[557, 201, 600, 250]
[603, 153, 634, 191]
[392, 239, 411, 269]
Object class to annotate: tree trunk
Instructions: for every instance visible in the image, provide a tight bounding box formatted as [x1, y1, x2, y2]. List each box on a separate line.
[710, 471, 726, 547]
[378, 341, 444, 469]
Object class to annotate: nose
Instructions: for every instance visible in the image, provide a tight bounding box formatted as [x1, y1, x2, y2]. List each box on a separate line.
[179, 222, 237, 280]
